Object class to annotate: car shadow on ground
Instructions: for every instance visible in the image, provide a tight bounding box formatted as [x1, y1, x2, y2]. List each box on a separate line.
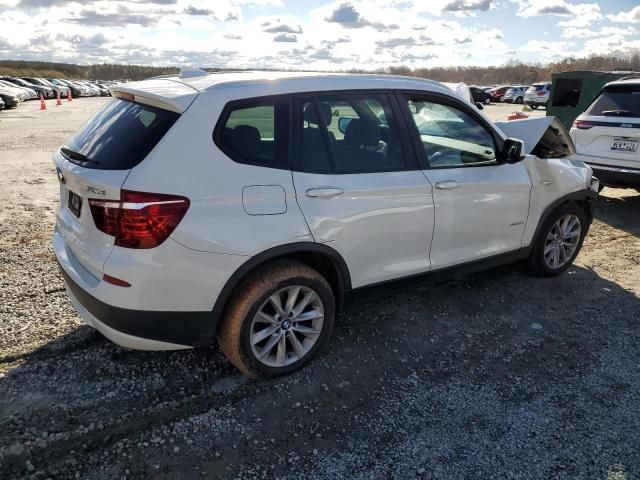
[2, 260, 640, 479]
[595, 189, 640, 238]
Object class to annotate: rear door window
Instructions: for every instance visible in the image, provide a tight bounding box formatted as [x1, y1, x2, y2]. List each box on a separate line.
[65, 98, 180, 170]
[215, 97, 289, 169]
[585, 84, 640, 117]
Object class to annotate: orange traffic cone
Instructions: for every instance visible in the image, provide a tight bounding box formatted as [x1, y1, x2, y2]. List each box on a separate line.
[67, 89, 72, 102]
[39, 94, 46, 110]
[56, 91, 62, 106]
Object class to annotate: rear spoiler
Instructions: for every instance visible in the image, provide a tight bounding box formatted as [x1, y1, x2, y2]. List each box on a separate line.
[109, 78, 198, 114]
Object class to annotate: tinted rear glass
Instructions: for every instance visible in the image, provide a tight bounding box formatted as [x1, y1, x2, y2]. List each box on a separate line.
[585, 84, 640, 117]
[65, 98, 180, 170]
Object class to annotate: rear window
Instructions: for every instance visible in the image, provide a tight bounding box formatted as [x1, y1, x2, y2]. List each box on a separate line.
[534, 84, 548, 91]
[585, 84, 640, 117]
[64, 98, 180, 170]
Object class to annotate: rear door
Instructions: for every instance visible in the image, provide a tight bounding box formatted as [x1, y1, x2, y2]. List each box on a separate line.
[398, 92, 531, 270]
[54, 97, 181, 279]
[573, 83, 640, 169]
[291, 92, 434, 288]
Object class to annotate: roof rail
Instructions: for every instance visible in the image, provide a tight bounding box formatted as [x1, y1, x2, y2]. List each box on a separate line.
[618, 74, 640, 81]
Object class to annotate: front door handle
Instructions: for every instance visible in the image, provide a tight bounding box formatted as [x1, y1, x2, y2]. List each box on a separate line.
[435, 181, 461, 190]
[306, 187, 344, 198]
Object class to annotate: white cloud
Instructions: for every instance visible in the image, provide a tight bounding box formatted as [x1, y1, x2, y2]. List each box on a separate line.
[608, 6, 640, 23]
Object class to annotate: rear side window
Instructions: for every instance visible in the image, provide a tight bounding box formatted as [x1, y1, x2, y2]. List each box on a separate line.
[585, 84, 640, 117]
[65, 98, 179, 170]
[215, 97, 289, 169]
[296, 93, 408, 174]
[552, 79, 582, 107]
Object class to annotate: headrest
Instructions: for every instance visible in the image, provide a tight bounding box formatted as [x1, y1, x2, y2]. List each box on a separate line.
[231, 125, 261, 159]
[344, 118, 378, 147]
[303, 102, 332, 127]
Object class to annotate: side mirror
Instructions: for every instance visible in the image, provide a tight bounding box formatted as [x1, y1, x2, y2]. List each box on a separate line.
[338, 116, 354, 134]
[502, 138, 526, 163]
[475, 102, 484, 110]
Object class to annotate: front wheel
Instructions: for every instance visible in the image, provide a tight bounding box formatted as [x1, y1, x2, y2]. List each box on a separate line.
[218, 260, 335, 378]
[527, 203, 587, 277]
[516, 97, 523, 104]
[530, 105, 538, 110]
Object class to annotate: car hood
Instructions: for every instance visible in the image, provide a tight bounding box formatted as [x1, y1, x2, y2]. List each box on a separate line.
[495, 117, 557, 154]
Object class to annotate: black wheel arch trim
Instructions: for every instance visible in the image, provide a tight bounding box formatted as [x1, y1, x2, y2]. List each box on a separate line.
[211, 241, 352, 322]
[530, 188, 596, 244]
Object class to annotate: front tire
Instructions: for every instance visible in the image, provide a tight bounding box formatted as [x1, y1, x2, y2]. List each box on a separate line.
[530, 104, 538, 110]
[527, 203, 587, 277]
[516, 97, 523, 104]
[218, 260, 335, 378]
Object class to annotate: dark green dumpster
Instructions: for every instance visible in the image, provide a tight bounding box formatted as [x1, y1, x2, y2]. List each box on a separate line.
[547, 70, 638, 129]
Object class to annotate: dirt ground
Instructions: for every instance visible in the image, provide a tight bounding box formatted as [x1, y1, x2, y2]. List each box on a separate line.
[1, 97, 639, 480]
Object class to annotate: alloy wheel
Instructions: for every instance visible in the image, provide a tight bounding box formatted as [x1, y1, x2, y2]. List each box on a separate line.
[250, 286, 324, 367]
[543, 214, 581, 269]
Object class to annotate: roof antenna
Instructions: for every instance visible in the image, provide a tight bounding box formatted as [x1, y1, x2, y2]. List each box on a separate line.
[178, 67, 208, 79]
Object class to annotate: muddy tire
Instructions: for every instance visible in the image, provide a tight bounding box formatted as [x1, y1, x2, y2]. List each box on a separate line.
[217, 260, 335, 378]
[527, 203, 588, 277]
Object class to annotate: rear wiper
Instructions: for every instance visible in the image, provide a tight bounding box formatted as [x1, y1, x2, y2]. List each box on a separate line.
[601, 109, 633, 117]
[60, 146, 99, 165]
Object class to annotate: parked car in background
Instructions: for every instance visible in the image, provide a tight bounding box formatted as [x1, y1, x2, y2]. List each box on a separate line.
[503, 86, 528, 104]
[469, 86, 491, 104]
[53, 70, 598, 378]
[0, 80, 31, 101]
[23, 77, 66, 98]
[570, 77, 640, 191]
[524, 82, 551, 109]
[53, 79, 89, 97]
[2, 77, 54, 99]
[0, 86, 21, 108]
[488, 86, 510, 102]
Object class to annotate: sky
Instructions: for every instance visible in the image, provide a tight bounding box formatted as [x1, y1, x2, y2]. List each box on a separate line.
[0, 0, 638, 70]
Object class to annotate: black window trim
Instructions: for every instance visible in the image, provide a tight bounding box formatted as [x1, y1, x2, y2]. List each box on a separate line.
[212, 94, 291, 170]
[291, 89, 420, 175]
[395, 89, 506, 170]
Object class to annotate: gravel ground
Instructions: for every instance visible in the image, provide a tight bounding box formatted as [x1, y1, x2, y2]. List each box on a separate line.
[1, 97, 639, 480]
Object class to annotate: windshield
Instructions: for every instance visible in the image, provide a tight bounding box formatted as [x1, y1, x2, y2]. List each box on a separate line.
[586, 84, 640, 117]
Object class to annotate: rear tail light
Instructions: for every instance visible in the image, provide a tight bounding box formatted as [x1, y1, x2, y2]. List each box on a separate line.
[537, 92, 546, 96]
[573, 120, 594, 130]
[89, 190, 190, 249]
[102, 274, 131, 287]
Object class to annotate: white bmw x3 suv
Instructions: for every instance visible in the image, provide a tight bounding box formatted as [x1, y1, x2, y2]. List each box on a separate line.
[53, 71, 598, 377]
[570, 78, 640, 191]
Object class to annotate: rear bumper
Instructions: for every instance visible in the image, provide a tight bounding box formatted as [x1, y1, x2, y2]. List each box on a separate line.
[573, 157, 640, 187]
[58, 264, 214, 348]
[52, 229, 246, 348]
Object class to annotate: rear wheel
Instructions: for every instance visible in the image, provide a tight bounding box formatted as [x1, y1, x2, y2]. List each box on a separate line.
[530, 104, 538, 110]
[527, 203, 587, 277]
[218, 260, 335, 378]
[516, 97, 523, 104]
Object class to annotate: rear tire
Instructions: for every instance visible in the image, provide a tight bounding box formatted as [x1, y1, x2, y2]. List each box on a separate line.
[516, 97, 523, 104]
[217, 260, 335, 378]
[530, 105, 538, 110]
[527, 203, 587, 277]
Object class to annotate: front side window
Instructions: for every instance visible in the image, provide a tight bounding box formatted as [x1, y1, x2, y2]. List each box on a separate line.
[403, 97, 497, 168]
[217, 97, 288, 168]
[296, 93, 407, 173]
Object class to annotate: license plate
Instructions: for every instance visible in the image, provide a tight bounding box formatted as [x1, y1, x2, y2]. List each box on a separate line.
[611, 138, 638, 153]
[68, 190, 82, 218]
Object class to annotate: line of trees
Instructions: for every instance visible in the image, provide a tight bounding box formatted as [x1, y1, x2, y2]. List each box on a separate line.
[0, 51, 638, 84]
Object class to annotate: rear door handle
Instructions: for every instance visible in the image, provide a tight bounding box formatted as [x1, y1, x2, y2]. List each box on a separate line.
[306, 187, 344, 198]
[435, 181, 461, 190]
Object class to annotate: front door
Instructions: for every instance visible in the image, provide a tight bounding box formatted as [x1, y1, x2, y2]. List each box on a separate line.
[399, 93, 532, 270]
[291, 92, 435, 288]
